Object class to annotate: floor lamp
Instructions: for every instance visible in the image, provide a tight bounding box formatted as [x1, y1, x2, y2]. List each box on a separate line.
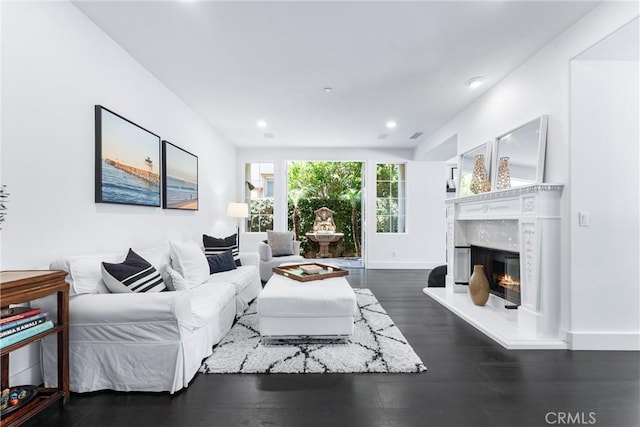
[227, 202, 249, 249]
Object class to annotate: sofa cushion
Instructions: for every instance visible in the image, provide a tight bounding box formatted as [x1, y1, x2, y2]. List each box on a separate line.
[186, 281, 235, 328]
[101, 249, 167, 293]
[169, 240, 210, 286]
[203, 234, 241, 266]
[207, 250, 237, 274]
[267, 230, 294, 256]
[205, 265, 257, 296]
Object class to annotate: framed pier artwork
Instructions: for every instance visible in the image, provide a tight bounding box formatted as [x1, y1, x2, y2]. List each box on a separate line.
[95, 105, 161, 207]
[162, 141, 198, 210]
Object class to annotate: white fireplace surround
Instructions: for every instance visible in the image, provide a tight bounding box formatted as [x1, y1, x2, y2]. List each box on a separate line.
[424, 184, 566, 349]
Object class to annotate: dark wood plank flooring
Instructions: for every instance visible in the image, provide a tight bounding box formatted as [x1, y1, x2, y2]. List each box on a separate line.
[24, 270, 640, 427]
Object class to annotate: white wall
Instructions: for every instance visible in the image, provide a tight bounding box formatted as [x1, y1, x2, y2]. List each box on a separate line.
[1, 1, 238, 384]
[569, 59, 639, 350]
[414, 2, 639, 349]
[236, 147, 447, 269]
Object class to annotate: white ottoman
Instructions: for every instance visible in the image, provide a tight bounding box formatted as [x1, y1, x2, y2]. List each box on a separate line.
[257, 272, 357, 339]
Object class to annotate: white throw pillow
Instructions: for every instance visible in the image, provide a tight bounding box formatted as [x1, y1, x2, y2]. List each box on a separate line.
[169, 240, 210, 286]
[165, 263, 191, 291]
[65, 253, 122, 295]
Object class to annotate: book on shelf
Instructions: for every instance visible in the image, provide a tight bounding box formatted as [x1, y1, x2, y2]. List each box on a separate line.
[0, 313, 48, 332]
[0, 317, 48, 339]
[0, 320, 54, 348]
[0, 307, 41, 325]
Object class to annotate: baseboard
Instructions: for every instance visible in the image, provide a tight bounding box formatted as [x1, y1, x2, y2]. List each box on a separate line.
[566, 331, 640, 350]
[366, 261, 442, 270]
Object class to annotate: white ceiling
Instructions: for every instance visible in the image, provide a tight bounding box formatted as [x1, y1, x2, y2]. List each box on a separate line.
[74, 1, 599, 149]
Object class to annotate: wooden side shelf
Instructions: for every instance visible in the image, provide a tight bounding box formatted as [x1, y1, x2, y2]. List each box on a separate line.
[0, 271, 69, 427]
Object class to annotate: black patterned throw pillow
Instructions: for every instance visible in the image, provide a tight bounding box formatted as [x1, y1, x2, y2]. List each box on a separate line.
[203, 234, 241, 266]
[101, 249, 167, 293]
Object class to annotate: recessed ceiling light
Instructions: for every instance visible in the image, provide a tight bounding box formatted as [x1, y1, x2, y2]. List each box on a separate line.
[386, 121, 397, 129]
[256, 120, 267, 128]
[323, 87, 333, 93]
[465, 77, 485, 89]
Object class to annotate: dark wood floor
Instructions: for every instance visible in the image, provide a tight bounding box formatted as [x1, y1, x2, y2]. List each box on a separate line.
[25, 270, 640, 427]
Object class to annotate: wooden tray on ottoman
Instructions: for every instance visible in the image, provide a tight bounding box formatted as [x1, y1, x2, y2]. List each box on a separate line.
[272, 263, 349, 282]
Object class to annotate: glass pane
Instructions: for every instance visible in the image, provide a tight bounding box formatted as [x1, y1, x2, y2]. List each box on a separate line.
[388, 198, 398, 216]
[390, 181, 398, 197]
[376, 181, 390, 197]
[376, 164, 390, 181]
[250, 215, 260, 232]
[390, 217, 398, 233]
[377, 216, 390, 233]
[265, 179, 274, 198]
[376, 198, 390, 215]
[261, 214, 274, 232]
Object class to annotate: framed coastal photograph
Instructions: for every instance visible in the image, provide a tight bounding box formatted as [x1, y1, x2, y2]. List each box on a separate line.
[95, 105, 161, 207]
[162, 141, 198, 210]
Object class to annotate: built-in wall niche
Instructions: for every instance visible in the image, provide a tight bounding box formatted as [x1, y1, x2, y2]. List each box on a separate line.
[492, 115, 548, 190]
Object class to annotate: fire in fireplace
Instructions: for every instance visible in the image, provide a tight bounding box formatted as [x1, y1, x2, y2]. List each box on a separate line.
[470, 245, 521, 308]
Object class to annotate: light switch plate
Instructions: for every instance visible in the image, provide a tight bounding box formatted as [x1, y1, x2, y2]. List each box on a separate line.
[578, 211, 590, 227]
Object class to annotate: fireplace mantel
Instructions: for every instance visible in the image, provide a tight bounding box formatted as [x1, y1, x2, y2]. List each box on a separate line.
[424, 184, 566, 349]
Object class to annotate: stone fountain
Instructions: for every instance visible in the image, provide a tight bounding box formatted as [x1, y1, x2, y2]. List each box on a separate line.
[305, 207, 344, 258]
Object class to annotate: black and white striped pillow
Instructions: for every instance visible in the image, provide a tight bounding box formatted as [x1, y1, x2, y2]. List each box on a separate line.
[203, 234, 241, 266]
[101, 249, 167, 293]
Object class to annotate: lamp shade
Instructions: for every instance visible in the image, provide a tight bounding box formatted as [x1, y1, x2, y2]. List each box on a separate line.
[227, 202, 249, 218]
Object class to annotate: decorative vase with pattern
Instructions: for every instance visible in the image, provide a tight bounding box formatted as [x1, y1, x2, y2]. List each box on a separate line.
[470, 154, 490, 194]
[469, 265, 490, 306]
[496, 156, 511, 190]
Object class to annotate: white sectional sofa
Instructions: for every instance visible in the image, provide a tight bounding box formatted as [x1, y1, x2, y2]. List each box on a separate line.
[258, 240, 303, 282]
[40, 244, 261, 394]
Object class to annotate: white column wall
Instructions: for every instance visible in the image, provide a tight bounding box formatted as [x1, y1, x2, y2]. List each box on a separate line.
[237, 147, 446, 269]
[569, 59, 639, 350]
[1, 1, 238, 383]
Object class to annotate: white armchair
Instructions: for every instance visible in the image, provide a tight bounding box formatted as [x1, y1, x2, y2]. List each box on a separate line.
[258, 240, 304, 282]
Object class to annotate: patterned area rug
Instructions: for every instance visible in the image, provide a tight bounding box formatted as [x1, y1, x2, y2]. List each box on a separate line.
[200, 288, 426, 374]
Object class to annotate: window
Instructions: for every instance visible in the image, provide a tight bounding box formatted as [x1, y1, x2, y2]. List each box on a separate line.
[376, 163, 406, 233]
[264, 177, 274, 198]
[244, 163, 274, 232]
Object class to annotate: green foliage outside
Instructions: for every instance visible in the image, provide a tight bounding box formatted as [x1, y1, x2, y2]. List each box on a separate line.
[287, 198, 361, 257]
[287, 161, 362, 257]
[288, 162, 362, 199]
[248, 198, 273, 232]
[375, 163, 405, 233]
